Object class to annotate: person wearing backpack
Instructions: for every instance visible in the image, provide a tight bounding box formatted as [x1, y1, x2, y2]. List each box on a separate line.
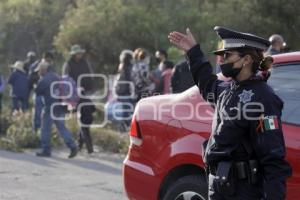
[35, 61, 78, 158]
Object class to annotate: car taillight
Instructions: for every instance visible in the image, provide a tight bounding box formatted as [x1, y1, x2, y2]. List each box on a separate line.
[129, 117, 142, 146]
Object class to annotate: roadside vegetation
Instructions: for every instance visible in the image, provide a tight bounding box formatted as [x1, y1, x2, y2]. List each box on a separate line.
[0, 107, 129, 154]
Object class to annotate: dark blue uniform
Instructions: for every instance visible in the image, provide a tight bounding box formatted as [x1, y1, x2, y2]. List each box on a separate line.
[187, 44, 292, 199]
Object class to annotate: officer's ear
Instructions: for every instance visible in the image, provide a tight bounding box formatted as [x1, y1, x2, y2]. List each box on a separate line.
[243, 54, 253, 66]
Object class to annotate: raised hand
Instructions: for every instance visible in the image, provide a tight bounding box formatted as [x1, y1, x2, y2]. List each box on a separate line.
[168, 28, 197, 52]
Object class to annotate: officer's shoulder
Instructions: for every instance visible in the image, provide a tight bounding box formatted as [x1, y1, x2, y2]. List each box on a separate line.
[251, 81, 282, 104]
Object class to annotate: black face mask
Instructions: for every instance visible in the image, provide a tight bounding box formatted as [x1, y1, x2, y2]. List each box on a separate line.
[220, 59, 243, 78]
[155, 57, 161, 63]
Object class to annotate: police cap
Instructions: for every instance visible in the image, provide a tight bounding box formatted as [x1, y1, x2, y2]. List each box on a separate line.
[213, 26, 270, 55]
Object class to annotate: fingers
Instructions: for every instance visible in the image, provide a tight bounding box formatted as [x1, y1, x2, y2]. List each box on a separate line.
[186, 28, 194, 39]
[168, 31, 186, 41]
[172, 31, 187, 38]
[186, 27, 196, 41]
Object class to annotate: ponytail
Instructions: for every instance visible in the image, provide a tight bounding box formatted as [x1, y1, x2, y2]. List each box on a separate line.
[259, 56, 273, 71]
[238, 48, 273, 72]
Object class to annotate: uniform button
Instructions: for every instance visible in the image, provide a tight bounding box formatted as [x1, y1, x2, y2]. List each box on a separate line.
[222, 176, 226, 180]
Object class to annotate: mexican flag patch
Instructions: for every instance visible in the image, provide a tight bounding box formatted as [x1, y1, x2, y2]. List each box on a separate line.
[263, 116, 279, 131]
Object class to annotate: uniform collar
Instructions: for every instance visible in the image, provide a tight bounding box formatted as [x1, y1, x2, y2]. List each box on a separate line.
[232, 74, 264, 87]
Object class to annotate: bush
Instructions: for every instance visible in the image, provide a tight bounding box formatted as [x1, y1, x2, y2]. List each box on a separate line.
[0, 111, 62, 152]
[0, 109, 129, 154]
[0, 112, 39, 152]
[91, 128, 129, 154]
[0, 108, 14, 136]
[65, 110, 129, 154]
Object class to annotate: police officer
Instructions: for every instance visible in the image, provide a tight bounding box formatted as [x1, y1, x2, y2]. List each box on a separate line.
[168, 26, 292, 200]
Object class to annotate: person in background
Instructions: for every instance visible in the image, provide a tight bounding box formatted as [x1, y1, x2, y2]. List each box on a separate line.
[29, 51, 55, 133]
[8, 61, 29, 114]
[171, 60, 195, 93]
[265, 34, 286, 56]
[0, 74, 5, 134]
[0, 75, 6, 114]
[35, 61, 78, 158]
[114, 50, 134, 129]
[115, 50, 134, 100]
[151, 49, 168, 94]
[132, 48, 142, 64]
[24, 51, 37, 75]
[62, 44, 94, 94]
[131, 48, 155, 102]
[77, 91, 96, 154]
[161, 60, 174, 94]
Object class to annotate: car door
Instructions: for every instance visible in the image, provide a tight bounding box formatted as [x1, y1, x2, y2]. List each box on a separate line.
[268, 62, 300, 199]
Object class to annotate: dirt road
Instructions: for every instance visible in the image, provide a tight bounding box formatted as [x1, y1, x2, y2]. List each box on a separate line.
[0, 149, 126, 200]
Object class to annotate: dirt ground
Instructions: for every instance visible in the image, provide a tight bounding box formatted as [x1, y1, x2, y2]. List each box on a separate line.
[0, 149, 127, 200]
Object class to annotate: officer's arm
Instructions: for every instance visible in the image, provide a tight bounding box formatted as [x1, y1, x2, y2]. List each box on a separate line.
[251, 96, 292, 200]
[186, 44, 222, 103]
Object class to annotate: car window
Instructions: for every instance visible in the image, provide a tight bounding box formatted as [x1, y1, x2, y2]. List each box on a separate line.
[268, 63, 300, 126]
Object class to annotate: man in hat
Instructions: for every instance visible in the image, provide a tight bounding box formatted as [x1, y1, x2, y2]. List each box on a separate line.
[169, 27, 291, 199]
[265, 34, 286, 56]
[62, 44, 94, 93]
[35, 61, 78, 158]
[8, 61, 29, 113]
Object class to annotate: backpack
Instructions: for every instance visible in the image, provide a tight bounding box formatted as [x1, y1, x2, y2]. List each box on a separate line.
[52, 75, 80, 110]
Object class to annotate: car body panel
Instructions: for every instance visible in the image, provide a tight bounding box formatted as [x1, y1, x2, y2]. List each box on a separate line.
[124, 52, 300, 200]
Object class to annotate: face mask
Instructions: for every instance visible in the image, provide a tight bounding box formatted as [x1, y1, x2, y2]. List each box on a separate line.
[155, 57, 161, 63]
[220, 58, 243, 78]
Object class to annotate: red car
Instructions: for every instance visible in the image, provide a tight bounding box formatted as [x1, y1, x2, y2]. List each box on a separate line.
[123, 52, 300, 200]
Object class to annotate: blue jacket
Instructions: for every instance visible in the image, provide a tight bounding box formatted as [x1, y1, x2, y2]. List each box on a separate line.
[35, 72, 62, 113]
[8, 70, 29, 99]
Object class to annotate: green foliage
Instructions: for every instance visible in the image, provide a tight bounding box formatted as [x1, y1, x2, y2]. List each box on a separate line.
[0, 0, 299, 74]
[0, 109, 129, 153]
[0, 112, 39, 152]
[91, 128, 129, 154]
[167, 47, 184, 64]
[64, 111, 129, 154]
[0, 0, 72, 68]
[0, 109, 64, 151]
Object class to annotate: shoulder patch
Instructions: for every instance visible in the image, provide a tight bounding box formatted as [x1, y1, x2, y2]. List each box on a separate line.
[256, 114, 279, 133]
[238, 89, 254, 103]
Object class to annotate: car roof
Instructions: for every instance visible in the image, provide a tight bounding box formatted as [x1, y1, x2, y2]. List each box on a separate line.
[272, 51, 300, 64]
